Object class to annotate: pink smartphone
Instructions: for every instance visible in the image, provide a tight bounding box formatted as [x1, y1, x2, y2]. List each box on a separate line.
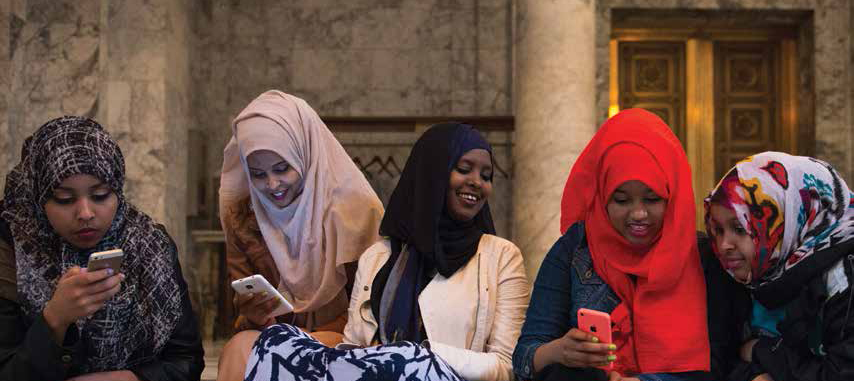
[577, 308, 613, 370]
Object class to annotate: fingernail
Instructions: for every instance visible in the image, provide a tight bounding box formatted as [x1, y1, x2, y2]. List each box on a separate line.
[262, 291, 268, 296]
[609, 344, 617, 350]
[607, 355, 617, 361]
[106, 268, 114, 276]
[591, 336, 599, 343]
[120, 274, 126, 280]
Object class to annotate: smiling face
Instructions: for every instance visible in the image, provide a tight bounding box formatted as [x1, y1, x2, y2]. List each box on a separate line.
[246, 150, 303, 208]
[606, 180, 667, 247]
[446, 149, 493, 221]
[708, 203, 756, 283]
[43, 174, 119, 249]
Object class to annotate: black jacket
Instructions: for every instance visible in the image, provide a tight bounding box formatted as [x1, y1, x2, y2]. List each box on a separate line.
[698, 234, 753, 381]
[0, 217, 205, 381]
[703, 233, 854, 381]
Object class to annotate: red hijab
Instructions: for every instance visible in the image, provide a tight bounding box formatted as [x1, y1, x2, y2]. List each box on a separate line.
[560, 109, 710, 374]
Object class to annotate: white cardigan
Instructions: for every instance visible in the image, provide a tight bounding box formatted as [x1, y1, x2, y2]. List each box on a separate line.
[342, 234, 530, 381]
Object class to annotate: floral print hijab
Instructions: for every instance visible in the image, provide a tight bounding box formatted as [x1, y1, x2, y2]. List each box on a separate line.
[705, 152, 854, 305]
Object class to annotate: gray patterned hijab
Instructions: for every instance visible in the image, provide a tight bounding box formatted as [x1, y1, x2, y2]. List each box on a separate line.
[0, 116, 183, 372]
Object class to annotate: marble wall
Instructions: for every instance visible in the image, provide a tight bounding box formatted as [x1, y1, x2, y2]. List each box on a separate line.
[1, 0, 101, 191]
[0, 0, 193, 253]
[98, 0, 193, 262]
[0, 0, 9, 187]
[191, 0, 514, 180]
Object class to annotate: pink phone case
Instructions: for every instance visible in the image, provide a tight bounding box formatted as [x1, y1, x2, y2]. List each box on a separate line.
[577, 308, 613, 370]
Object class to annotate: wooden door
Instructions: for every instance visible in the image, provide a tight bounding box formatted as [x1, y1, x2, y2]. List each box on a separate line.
[618, 41, 687, 142]
[713, 42, 780, 179]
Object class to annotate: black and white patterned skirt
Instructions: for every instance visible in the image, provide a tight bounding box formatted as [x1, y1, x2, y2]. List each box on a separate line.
[244, 324, 464, 381]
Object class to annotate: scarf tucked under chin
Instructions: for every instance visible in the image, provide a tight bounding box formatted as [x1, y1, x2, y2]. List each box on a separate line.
[435, 212, 483, 277]
[0, 116, 183, 373]
[371, 123, 494, 344]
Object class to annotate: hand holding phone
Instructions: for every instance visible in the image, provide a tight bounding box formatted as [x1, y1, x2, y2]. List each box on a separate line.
[544, 327, 615, 371]
[43, 265, 124, 337]
[231, 275, 294, 322]
[578, 308, 615, 370]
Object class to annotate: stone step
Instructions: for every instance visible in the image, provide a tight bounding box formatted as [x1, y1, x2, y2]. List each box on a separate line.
[202, 340, 226, 381]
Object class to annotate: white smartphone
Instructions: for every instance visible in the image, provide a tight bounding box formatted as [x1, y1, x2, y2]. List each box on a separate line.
[230, 274, 294, 317]
[87, 249, 124, 272]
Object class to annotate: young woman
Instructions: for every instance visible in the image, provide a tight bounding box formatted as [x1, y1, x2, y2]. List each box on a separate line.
[705, 152, 854, 381]
[216, 91, 384, 379]
[512, 109, 711, 381]
[243, 122, 530, 381]
[0, 116, 204, 381]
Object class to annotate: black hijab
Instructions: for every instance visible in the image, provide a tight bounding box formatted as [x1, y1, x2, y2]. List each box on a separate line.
[371, 122, 495, 343]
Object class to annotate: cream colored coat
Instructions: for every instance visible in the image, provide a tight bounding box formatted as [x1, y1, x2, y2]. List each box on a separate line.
[342, 234, 530, 381]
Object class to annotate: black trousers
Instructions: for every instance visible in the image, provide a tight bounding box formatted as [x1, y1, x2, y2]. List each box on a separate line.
[534, 364, 608, 381]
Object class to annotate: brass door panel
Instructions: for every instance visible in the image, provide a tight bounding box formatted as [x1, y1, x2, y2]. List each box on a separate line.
[714, 41, 780, 179]
[618, 41, 687, 142]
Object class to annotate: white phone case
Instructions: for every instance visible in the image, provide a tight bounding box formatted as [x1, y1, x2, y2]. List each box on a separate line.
[230, 275, 294, 317]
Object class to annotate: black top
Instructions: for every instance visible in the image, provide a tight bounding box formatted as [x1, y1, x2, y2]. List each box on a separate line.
[703, 232, 854, 381]
[0, 217, 205, 381]
[697, 233, 752, 381]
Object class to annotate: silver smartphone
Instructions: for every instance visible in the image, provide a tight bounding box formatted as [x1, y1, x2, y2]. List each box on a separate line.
[230, 274, 294, 317]
[87, 249, 124, 272]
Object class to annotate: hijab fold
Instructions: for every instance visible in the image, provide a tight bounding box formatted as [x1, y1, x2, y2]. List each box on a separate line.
[705, 152, 854, 308]
[220, 90, 384, 313]
[371, 123, 495, 343]
[0, 116, 183, 372]
[560, 109, 710, 374]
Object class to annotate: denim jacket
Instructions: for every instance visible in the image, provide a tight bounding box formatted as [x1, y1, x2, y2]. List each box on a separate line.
[511, 222, 706, 381]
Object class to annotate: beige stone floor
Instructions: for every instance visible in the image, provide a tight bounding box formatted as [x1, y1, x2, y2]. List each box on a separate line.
[202, 340, 226, 381]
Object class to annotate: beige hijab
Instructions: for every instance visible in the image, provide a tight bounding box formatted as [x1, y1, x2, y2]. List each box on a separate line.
[220, 90, 384, 313]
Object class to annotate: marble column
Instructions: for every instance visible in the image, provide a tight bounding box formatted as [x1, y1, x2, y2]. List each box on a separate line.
[1, 0, 101, 190]
[98, 0, 192, 260]
[513, 0, 597, 280]
[0, 0, 10, 189]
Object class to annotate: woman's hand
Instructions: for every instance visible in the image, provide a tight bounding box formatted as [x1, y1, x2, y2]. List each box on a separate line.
[751, 373, 774, 381]
[534, 328, 615, 371]
[235, 291, 279, 327]
[43, 266, 124, 341]
[740, 338, 759, 362]
[66, 370, 139, 381]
